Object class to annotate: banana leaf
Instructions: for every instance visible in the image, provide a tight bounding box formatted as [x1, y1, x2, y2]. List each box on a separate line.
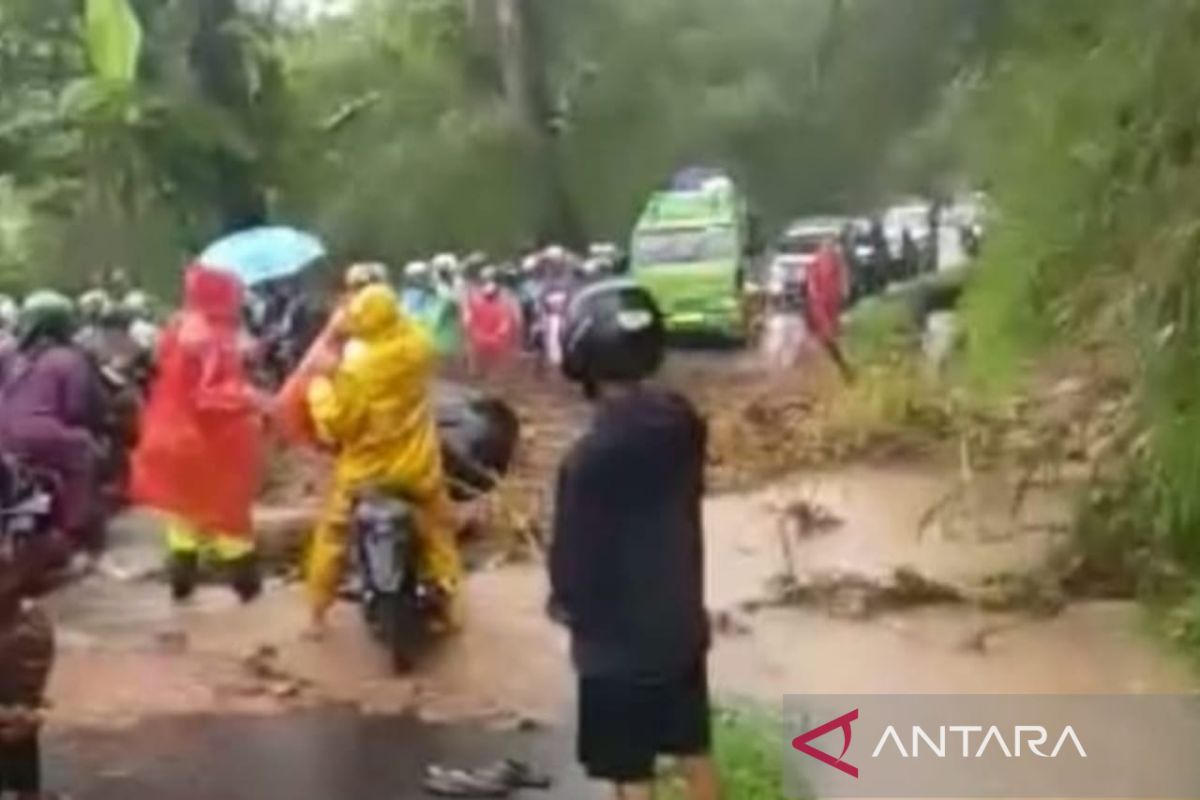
[85, 0, 143, 84]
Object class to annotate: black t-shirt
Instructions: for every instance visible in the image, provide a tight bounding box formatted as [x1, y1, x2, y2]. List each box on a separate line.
[550, 388, 709, 679]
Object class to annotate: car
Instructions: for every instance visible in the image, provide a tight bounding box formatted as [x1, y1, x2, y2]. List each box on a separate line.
[761, 217, 850, 311]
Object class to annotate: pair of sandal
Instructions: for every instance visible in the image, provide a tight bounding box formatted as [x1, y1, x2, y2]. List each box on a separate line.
[423, 759, 552, 797]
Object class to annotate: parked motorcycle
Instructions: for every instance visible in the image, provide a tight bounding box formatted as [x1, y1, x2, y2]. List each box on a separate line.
[350, 385, 520, 671]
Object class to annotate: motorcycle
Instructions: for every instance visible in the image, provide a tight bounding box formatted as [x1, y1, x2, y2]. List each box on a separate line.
[350, 385, 520, 671]
[0, 454, 61, 585]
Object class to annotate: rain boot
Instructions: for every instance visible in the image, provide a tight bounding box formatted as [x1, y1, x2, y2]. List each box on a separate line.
[169, 551, 199, 603]
[229, 552, 262, 604]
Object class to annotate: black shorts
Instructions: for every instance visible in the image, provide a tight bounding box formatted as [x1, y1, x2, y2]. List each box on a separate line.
[0, 735, 41, 793]
[577, 660, 711, 783]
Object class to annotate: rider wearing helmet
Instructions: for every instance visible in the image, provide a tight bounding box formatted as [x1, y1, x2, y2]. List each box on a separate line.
[534, 246, 582, 368]
[517, 255, 543, 351]
[305, 284, 462, 636]
[431, 253, 460, 295]
[549, 279, 717, 798]
[344, 262, 389, 294]
[1, 292, 108, 556]
[122, 290, 160, 353]
[404, 260, 431, 284]
[78, 290, 112, 326]
[400, 261, 433, 318]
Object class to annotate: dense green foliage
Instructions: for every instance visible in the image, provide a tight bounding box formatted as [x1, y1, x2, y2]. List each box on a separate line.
[280, 0, 996, 261]
[0, 0, 995, 290]
[660, 709, 793, 800]
[0, 0, 284, 294]
[933, 0, 1200, 598]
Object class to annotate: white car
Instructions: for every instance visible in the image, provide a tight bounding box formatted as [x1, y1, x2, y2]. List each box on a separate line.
[765, 217, 846, 298]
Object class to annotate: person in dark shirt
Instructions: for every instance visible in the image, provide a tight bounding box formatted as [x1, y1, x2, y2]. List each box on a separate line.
[550, 280, 720, 800]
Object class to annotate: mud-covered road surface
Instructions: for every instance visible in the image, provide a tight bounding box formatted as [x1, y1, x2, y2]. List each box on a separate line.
[38, 351, 1198, 797]
[51, 710, 596, 800]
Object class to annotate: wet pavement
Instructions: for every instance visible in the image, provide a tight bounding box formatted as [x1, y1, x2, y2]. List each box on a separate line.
[38, 361, 1199, 796]
[49, 709, 599, 799]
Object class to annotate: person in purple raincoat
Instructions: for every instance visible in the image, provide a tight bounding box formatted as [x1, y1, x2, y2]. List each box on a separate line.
[0, 292, 107, 558]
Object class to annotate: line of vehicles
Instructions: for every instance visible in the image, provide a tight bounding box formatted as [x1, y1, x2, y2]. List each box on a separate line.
[625, 168, 987, 341]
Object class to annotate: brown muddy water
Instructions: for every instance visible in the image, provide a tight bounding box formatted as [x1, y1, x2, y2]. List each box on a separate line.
[39, 461, 1195, 798]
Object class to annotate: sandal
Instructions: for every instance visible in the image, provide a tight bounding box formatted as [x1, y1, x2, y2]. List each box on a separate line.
[481, 759, 553, 790]
[423, 766, 511, 798]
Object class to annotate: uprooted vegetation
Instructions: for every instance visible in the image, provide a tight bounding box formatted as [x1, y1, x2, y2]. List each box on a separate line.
[935, 0, 1200, 649]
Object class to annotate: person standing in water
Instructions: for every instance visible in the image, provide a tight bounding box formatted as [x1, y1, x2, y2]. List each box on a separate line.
[550, 280, 721, 800]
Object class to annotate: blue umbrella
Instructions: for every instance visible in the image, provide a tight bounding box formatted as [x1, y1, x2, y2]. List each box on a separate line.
[199, 226, 326, 286]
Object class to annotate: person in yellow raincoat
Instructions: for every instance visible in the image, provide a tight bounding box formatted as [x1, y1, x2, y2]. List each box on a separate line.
[304, 284, 462, 636]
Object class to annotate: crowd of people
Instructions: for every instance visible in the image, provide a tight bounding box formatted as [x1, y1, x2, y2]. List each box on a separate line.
[0, 242, 725, 799]
[251, 244, 625, 389]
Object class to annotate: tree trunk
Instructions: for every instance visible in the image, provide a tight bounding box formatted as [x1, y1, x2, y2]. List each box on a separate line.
[494, 0, 583, 246]
[189, 0, 267, 233]
[814, 0, 846, 86]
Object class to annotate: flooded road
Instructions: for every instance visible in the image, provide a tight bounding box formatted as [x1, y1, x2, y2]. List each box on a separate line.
[50, 710, 597, 799]
[37, 354, 1197, 797]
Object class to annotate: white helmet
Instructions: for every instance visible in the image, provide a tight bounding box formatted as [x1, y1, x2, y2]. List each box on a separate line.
[543, 244, 567, 263]
[581, 258, 606, 277]
[345, 261, 388, 291]
[129, 318, 159, 351]
[431, 253, 459, 274]
[404, 260, 430, 280]
[79, 289, 112, 319]
[0, 295, 17, 331]
[122, 290, 152, 319]
[521, 255, 540, 274]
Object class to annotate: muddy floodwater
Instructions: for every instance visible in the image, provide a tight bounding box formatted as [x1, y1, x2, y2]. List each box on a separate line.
[41, 460, 1196, 797]
[50, 710, 596, 800]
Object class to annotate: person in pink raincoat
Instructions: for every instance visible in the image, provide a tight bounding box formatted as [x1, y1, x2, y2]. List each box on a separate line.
[464, 267, 520, 379]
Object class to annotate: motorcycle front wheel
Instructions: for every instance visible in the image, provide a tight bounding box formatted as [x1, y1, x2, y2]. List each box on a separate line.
[372, 592, 425, 673]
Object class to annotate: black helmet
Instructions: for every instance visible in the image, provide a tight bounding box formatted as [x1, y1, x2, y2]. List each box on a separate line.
[561, 278, 665, 388]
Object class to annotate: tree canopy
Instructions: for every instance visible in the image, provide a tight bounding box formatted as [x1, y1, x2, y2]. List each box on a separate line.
[0, 0, 1001, 291]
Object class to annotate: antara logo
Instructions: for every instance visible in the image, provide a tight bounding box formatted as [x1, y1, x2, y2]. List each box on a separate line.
[792, 710, 1088, 778]
[792, 709, 860, 778]
[872, 725, 1088, 759]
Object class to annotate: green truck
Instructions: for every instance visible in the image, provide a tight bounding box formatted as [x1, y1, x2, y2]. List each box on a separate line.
[629, 176, 750, 339]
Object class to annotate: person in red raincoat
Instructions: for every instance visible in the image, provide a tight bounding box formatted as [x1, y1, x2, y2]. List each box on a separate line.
[464, 267, 520, 379]
[132, 265, 266, 603]
[805, 239, 854, 381]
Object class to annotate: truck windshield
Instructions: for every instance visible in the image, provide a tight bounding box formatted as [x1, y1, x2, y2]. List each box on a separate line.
[634, 227, 737, 266]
